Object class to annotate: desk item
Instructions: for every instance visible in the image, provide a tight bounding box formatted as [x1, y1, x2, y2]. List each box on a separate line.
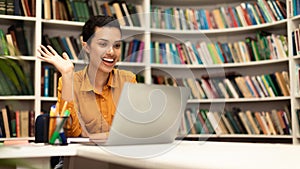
[49, 110, 70, 145]
[3, 138, 29, 145]
[90, 82, 190, 146]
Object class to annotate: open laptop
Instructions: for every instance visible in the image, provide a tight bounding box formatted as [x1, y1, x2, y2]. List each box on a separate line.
[72, 82, 190, 146]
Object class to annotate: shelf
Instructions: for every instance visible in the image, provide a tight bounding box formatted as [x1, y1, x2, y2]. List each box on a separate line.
[42, 19, 84, 27]
[0, 96, 35, 100]
[184, 134, 292, 139]
[150, 20, 287, 35]
[0, 56, 36, 61]
[290, 15, 300, 21]
[150, 58, 289, 69]
[188, 97, 291, 103]
[70, 61, 146, 67]
[40, 97, 57, 101]
[151, 0, 254, 6]
[293, 55, 300, 60]
[0, 15, 36, 21]
[116, 62, 146, 67]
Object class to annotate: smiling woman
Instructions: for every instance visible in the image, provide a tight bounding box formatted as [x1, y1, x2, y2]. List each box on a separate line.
[37, 15, 137, 138]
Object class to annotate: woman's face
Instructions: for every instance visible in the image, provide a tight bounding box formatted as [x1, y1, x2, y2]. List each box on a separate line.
[85, 26, 122, 73]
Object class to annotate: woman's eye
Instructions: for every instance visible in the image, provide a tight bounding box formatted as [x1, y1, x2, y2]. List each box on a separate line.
[99, 43, 107, 47]
[113, 43, 121, 49]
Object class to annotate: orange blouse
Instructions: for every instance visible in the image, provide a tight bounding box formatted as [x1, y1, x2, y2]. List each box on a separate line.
[57, 67, 136, 137]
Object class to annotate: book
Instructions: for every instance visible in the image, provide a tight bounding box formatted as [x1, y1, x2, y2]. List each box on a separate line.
[5, 34, 15, 56]
[28, 110, 35, 137]
[245, 110, 260, 134]
[213, 111, 229, 134]
[238, 111, 253, 134]
[271, 109, 284, 135]
[1, 107, 10, 138]
[20, 110, 29, 137]
[200, 109, 214, 134]
[224, 110, 240, 134]
[220, 113, 235, 134]
[21, 0, 31, 16]
[206, 111, 223, 135]
[5, 105, 15, 137]
[8, 23, 29, 56]
[110, 1, 127, 26]
[43, 0, 51, 19]
[15, 110, 20, 137]
[232, 107, 248, 134]
[0, 0, 6, 14]
[0, 110, 5, 137]
[43, 66, 50, 97]
[0, 29, 9, 56]
[265, 111, 277, 135]
[120, 2, 133, 27]
[185, 109, 197, 134]
[196, 110, 209, 134]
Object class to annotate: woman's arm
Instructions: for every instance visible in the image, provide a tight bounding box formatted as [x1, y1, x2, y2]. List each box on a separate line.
[37, 45, 74, 101]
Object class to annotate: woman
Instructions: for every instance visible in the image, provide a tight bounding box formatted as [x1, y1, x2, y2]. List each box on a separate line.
[37, 15, 137, 139]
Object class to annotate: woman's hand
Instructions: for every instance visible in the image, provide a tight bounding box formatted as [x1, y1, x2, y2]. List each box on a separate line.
[37, 45, 74, 75]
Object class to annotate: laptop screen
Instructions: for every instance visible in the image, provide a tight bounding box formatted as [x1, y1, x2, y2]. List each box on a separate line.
[104, 82, 190, 146]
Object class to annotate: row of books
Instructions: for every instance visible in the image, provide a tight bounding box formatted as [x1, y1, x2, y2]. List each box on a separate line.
[291, 27, 300, 56]
[89, 0, 144, 27]
[42, 34, 145, 63]
[44, 0, 144, 27]
[44, 0, 90, 22]
[151, 0, 286, 30]
[0, 58, 33, 96]
[291, 0, 300, 17]
[41, 65, 59, 97]
[120, 39, 144, 63]
[150, 32, 288, 65]
[0, 0, 35, 17]
[0, 22, 30, 56]
[296, 109, 300, 130]
[152, 71, 290, 99]
[295, 64, 300, 96]
[180, 107, 292, 135]
[42, 34, 82, 60]
[0, 105, 35, 138]
[40, 68, 145, 98]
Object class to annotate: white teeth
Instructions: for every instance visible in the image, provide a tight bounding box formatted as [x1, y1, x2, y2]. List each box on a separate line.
[102, 58, 114, 62]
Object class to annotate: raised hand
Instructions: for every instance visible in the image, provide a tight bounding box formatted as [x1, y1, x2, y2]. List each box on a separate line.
[37, 45, 74, 75]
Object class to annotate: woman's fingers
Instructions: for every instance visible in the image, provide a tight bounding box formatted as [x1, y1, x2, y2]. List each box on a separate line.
[62, 52, 70, 60]
[46, 45, 59, 56]
[39, 45, 52, 56]
[37, 48, 48, 57]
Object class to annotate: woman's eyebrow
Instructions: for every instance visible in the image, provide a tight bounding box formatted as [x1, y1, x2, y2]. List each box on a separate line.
[96, 38, 109, 42]
[96, 39, 122, 43]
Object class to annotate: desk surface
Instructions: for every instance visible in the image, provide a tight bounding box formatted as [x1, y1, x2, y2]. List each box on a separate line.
[75, 141, 300, 169]
[0, 143, 79, 158]
[1, 141, 300, 169]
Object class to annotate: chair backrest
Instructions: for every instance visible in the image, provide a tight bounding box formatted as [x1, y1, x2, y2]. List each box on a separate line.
[35, 113, 49, 143]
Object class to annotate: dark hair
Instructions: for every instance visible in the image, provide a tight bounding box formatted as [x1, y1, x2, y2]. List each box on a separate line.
[81, 15, 121, 43]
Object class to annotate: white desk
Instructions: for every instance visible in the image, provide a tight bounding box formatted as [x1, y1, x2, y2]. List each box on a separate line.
[1, 141, 300, 169]
[71, 141, 300, 169]
[0, 143, 79, 169]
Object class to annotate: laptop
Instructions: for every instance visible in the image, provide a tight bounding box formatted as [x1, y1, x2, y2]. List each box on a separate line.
[74, 82, 190, 146]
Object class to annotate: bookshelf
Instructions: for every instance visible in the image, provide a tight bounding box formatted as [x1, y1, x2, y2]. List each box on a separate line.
[0, 0, 300, 145]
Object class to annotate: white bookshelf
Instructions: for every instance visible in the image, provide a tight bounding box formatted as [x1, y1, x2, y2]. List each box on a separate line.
[1, 0, 300, 144]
